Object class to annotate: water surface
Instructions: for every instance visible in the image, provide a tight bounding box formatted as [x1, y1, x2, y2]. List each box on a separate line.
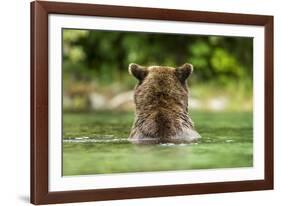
[63, 111, 253, 176]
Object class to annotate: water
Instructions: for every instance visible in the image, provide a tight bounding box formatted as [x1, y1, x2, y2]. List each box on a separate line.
[63, 111, 253, 176]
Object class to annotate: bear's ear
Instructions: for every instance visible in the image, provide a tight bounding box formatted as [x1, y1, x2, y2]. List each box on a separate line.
[175, 63, 193, 83]
[128, 63, 148, 81]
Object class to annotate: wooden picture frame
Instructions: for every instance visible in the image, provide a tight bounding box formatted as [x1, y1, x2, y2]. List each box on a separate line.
[31, 0, 274, 204]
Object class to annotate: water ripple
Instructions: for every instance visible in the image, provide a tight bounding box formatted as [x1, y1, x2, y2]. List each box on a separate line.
[63, 136, 129, 143]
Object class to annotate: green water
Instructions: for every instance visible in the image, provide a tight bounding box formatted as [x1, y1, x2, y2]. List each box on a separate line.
[63, 111, 253, 176]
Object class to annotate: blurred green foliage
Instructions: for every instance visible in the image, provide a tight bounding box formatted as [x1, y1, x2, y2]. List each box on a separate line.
[63, 29, 253, 111]
[63, 29, 253, 88]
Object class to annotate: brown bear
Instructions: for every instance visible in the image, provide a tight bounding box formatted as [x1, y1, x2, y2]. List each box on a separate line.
[128, 63, 201, 144]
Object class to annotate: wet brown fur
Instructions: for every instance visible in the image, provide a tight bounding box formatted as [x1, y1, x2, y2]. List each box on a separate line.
[129, 64, 200, 144]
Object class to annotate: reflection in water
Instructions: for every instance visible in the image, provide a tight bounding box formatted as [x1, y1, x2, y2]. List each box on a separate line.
[62, 111, 253, 176]
[63, 135, 252, 176]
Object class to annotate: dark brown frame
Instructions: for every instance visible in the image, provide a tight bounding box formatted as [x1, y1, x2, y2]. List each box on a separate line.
[31, 0, 274, 204]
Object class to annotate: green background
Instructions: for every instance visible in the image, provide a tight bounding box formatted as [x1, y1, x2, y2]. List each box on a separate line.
[63, 29, 253, 112]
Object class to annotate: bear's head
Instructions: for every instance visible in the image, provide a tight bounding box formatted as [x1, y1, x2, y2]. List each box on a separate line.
[128, 63, 200, 144]
[129, 63, 193, 113]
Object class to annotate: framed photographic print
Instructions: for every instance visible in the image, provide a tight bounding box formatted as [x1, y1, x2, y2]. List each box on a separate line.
[30, 0, 274, 204]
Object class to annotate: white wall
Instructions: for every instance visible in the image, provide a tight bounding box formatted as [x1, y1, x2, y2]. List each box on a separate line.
[0, 0, 279, 205]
